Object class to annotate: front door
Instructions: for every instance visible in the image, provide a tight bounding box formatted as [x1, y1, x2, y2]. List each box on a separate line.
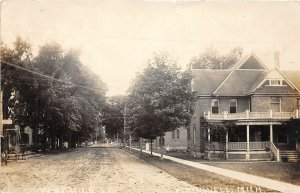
[274, 126, 287, 146]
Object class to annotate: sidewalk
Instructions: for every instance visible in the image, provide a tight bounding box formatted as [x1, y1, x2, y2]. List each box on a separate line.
[131, 147, 300, 193]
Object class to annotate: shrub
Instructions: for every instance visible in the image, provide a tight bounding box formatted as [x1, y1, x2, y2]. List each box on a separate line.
[281, 156, 288, 162]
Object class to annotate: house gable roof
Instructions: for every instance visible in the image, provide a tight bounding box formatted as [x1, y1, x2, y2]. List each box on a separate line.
[192, 53, 300, 97]
[230, 53, 268, 71]
[281, 70, 300, 92]
[213, 53, 268, 96]
[213, 70, 264, 96]
[247, 70, 271, 93]
[249, 69, 299, 94]
[192, 70, 230, 96]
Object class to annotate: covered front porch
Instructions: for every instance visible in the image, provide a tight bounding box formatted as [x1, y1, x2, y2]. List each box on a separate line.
[205, 122, 298, 161]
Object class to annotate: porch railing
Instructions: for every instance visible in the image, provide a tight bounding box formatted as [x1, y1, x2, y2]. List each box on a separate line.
[249, 141, 269, 150]
[204, 110, 299, 121]
[228, 142, 247, 150]
[228, 141, 270, 151]
[273, 112, 295, 119]
[249, 112, 270, 119]
[270, 142, 280, 161]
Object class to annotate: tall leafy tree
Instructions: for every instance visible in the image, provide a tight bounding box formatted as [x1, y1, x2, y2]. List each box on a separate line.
[32, 44, 107, 148]
[1, 38, 107, 151]
[127, 52, 195, 155]
[1, 37, 33, 122]
[190, 47, 243, 69]
[102, 95, 126, 140]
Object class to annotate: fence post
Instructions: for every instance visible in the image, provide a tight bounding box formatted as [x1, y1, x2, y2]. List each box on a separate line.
[223, 111, 228, 119]
[245, 109, 250, 119]
[295, 110, 299, 119]
[207, 111, 211, 119]
[269, 109, 273, 119]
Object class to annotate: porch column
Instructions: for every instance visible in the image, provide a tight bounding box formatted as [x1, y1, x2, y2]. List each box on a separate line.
[270, 125, 273, 143]
[246, 124, 250, 160]
[208, 128, 211, 159]
[225, 130, 228, 159]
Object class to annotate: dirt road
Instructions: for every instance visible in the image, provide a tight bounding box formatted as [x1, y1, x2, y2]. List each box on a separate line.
[0, 144, 212, 193]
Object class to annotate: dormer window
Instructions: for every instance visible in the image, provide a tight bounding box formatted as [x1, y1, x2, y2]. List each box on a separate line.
[267, 79, 285, 86]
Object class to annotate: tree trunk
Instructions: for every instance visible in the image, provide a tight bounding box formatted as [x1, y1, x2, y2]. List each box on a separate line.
[129, 135, 132, 150]
[69, 131, 72, 148]
[139, 137, 143, 156]
[150, 139, 153, 155]
[160, 136, 163, 159]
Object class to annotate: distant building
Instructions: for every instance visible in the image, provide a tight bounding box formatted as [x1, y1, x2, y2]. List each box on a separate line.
[154, 127, 188, 151]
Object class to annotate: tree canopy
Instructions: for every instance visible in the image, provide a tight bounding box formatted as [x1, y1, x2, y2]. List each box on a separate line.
[190, 47, 243, 69]
[126, 53, 195, 143]
[102, 95, 126, 139]
[1, 38, 107, 149]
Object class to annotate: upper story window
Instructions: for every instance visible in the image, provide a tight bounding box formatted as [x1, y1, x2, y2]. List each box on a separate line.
[187, 127, 191, 141]
[172, 130, 176, 139]
[270, 97, 281, 112]
[297, 98, 300, 110]
[229, 99, 237, 113]
[211, 99, 219, 114]
[267, 79, 285, 86]
[172, 129, 180, 140]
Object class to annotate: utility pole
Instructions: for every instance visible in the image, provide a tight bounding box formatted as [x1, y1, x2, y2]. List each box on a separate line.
[33, 80, 38, 152]
[117, 133, 119, 147]
[95, 130, 97, 144]
[129, 135, 132, 150]
[0, 91, 3, 165]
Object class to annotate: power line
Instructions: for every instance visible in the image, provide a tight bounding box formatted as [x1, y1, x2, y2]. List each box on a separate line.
[104, 117, 124, 119]
[1, 82, 105, 104]
[1, 60, 104, 93]
[2, 74, 101, 91]
[2, 74, 51, 81]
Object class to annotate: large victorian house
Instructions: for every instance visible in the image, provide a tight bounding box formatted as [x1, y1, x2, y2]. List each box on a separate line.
[189, 53, 300, 162]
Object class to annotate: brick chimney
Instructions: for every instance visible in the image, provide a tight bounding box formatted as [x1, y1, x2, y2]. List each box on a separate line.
[274, 50, 280, 69]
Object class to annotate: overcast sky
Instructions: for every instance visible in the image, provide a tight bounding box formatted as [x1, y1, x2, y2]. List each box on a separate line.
[1, 0, 300, 96]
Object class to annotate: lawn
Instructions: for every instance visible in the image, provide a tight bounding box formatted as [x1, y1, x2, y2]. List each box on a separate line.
[159, 149, 300, 186]
[126, 148, 277, 193]
[206, 162, 300, 186]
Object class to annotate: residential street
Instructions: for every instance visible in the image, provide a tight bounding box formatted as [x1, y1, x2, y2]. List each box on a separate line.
[0, 144, 211, 193]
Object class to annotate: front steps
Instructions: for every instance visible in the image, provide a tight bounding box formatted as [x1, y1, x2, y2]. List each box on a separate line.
[279, 150, 300, 162]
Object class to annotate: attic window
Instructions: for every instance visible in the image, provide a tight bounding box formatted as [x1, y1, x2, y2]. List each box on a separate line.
[267, 79, 285, 86]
